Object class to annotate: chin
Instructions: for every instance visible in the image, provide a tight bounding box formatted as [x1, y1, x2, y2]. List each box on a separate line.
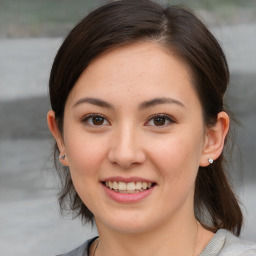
[109, 222, 154, 234]
[96, 211, 161, 235]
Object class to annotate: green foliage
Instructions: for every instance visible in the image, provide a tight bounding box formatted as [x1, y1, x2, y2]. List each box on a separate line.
[0, 0, 104, 37]
[0, 0, 255, 38]
[167, 0, 256, 9]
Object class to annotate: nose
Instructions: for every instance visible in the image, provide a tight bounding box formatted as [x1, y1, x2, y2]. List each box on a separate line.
[107, 124, 146, 169]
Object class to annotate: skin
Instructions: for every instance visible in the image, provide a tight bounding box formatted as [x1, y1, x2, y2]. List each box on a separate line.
[48, 42, 229, 256]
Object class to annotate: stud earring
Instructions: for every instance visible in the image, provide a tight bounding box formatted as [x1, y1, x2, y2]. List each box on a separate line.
[208, 158, 214, 164]
[59, 154, 66, 160]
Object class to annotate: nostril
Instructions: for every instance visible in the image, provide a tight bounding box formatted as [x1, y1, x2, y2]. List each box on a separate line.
[107, 141, 146, 168]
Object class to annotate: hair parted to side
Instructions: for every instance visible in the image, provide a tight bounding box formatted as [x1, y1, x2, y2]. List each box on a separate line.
[49, 0, 243, 235]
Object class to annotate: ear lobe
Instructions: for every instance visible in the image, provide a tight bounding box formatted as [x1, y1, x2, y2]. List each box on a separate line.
[200, 111, 230, 167]
[47, 110, 69, 166]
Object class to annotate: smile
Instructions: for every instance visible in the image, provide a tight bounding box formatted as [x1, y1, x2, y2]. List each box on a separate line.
[103, 181, 154, 193]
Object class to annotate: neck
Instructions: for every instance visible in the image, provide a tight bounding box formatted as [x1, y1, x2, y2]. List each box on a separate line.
[95, 214, 205, 256]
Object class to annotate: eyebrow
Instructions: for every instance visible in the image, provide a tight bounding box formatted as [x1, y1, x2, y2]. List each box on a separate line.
[138, 97, 185, 110]
[73, 97, 114, 109]
[73, 97, 184, 110]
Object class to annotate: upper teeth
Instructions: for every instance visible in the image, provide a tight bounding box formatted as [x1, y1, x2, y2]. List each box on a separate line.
[105, 181, 152, 191]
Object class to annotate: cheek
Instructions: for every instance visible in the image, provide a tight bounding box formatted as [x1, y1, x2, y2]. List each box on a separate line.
[65, 132, 109, 177]
[148, 133, 202, 180]
[64, 134, 109, 208]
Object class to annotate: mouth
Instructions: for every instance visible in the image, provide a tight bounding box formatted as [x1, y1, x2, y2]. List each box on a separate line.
[102, 181, 156, 194]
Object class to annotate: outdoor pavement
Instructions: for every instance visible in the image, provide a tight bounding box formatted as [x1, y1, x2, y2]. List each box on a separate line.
[0, 24, 255, 256]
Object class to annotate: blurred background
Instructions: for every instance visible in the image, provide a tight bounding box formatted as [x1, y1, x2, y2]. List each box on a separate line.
[0, 0, 255, 255]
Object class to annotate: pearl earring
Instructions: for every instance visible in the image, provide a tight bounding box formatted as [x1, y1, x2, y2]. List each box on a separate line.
[59, 154, 66, 160]
[208, 158, 214, 164]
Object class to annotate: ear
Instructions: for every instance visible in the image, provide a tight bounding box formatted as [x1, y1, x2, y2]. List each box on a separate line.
[200, 111, 230, 167]
[47, 110, 69, 166]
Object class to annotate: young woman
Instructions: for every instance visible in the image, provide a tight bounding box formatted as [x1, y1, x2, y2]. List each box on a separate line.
[47, 1, 256, 255]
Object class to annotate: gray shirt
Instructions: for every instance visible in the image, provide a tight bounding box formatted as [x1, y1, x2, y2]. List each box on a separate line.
[58, 229, 256, 256]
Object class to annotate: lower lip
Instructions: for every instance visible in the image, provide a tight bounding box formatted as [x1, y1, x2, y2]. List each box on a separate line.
[101, 183, 155, 203]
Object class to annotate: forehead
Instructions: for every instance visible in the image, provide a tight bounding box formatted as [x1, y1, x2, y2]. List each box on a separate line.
[85, 41, 190, 83]
[66, 42, 200, 109]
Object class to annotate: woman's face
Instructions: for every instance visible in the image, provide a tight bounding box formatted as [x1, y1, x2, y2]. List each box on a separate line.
[61, 42, 208, 234]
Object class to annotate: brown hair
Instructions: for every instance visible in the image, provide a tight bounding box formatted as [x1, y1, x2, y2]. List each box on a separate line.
[49, 0, 243, 235]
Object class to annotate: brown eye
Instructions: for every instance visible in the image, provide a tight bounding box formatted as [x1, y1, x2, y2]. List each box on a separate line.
[82, 114, 110, 126]
[92, 116, 104, 125]
[153, 116, 166, 126]
[145, 114, 175, 127]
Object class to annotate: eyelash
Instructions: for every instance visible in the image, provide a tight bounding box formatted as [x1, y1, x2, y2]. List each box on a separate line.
[145, 114, 175, 127]
[81, 114, 110, 126]
[81, 114, 175, 127]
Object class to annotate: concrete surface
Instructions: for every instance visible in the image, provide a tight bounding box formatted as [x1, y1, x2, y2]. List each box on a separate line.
[0, 23, 256, 255]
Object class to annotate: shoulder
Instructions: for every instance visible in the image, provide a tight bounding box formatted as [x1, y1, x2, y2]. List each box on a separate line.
[220, 230, 256, 256]
[200, 229, 256, 256]
[56, 237, 97, 256]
